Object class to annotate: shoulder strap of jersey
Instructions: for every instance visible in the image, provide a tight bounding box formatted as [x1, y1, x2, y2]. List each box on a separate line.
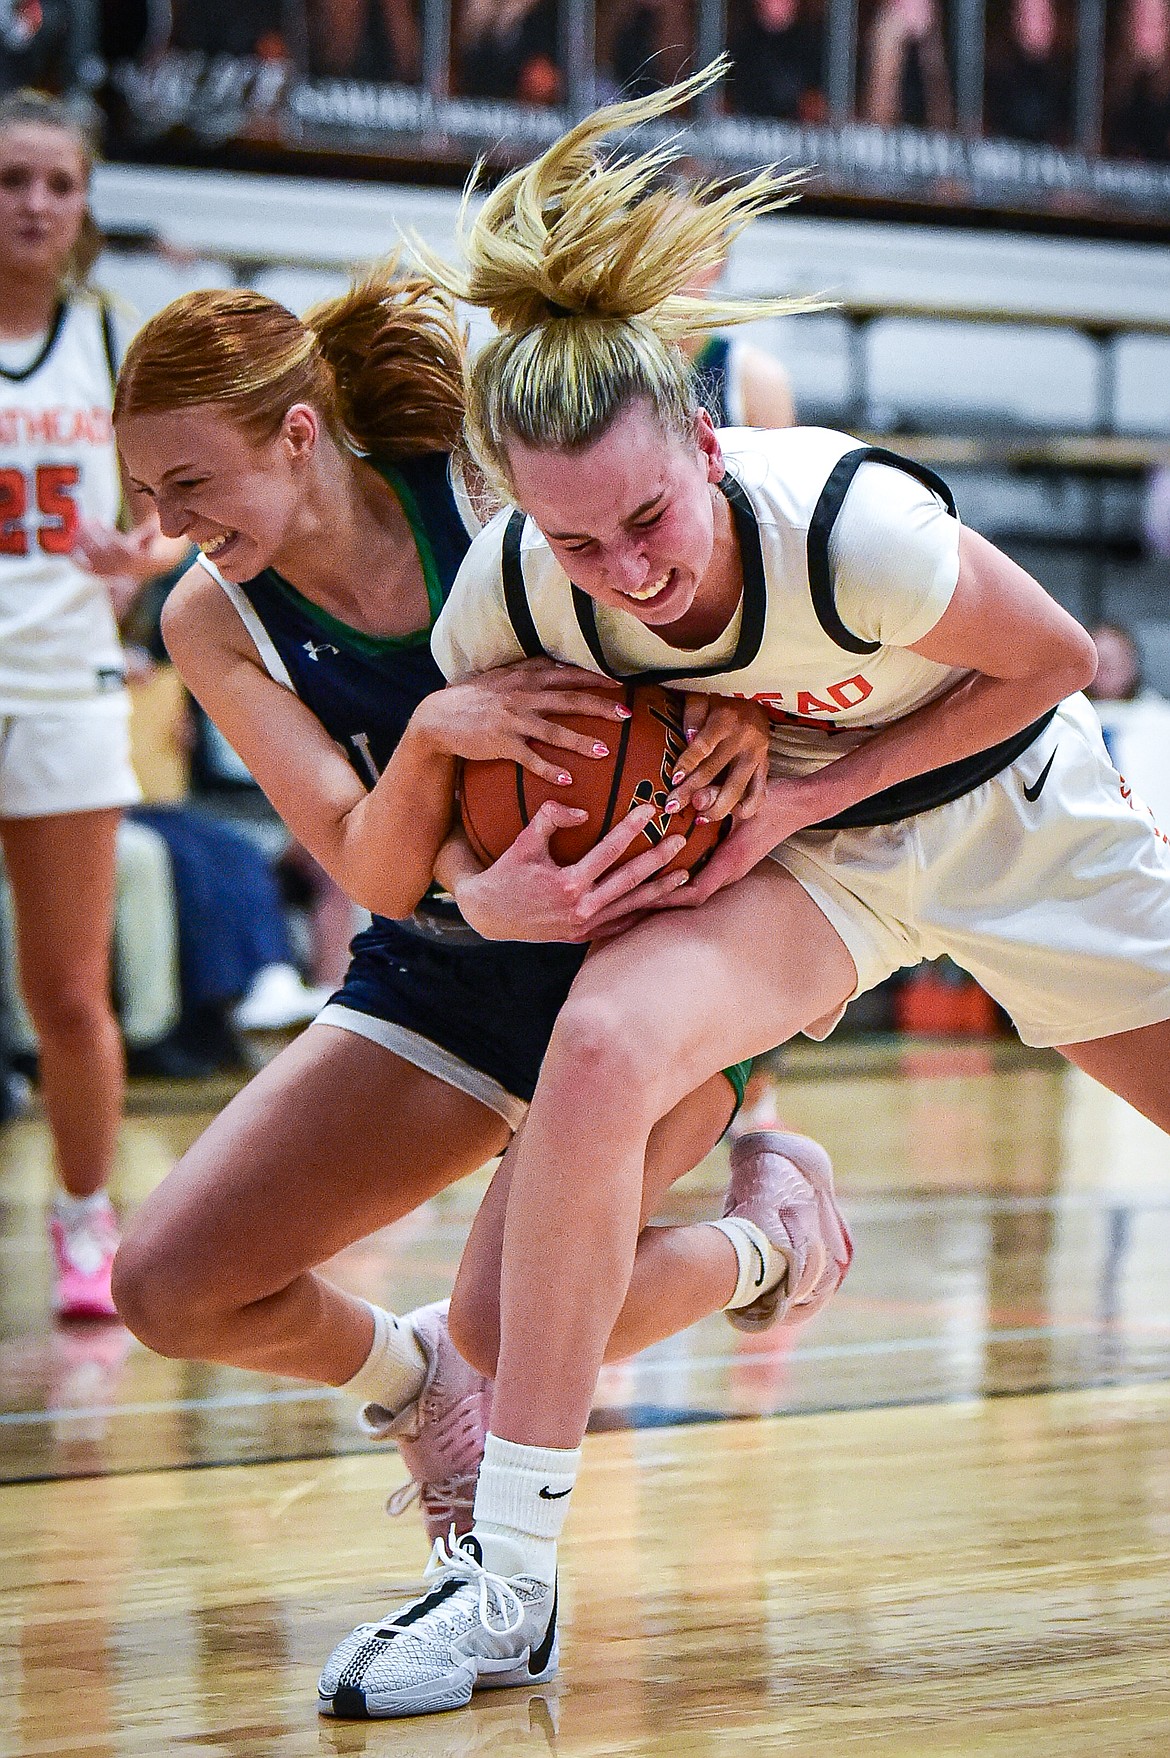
[807, 445, 958, 657]
[98, 297, 120, 396]
[501, 510, 548, 659]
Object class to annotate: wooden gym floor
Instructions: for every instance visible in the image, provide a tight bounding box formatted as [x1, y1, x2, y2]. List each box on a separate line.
[3, 1040, 1170, 1755]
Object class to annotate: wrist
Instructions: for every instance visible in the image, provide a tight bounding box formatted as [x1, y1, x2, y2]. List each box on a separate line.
[401, 703, 449, 764]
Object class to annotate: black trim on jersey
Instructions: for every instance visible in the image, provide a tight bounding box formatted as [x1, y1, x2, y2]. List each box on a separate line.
[502, 509, 545, 659]
[0, 300, 67, 382]
[99, 299, 120, 394]
[812, 708, 1057, 829]
[497, 476, 767, 685]
[807, 446, 959, 656]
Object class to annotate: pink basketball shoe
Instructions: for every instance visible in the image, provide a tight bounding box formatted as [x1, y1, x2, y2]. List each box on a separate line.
[723, 1131, 852, 1331]
[49, 1194, 120, 1320]
[361, 1302, 491, 1543]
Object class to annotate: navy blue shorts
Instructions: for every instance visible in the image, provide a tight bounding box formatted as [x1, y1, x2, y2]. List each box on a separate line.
[315, 916, 589, 1129]
[315, 915, 751, 1132]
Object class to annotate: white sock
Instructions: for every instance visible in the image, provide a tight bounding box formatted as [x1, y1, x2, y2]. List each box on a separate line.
[341, 1302, 428, 1419]
[52, 1190, 114, 1228]
[472, 1432, 582, 1585]
[706, 1216, 790, 1310]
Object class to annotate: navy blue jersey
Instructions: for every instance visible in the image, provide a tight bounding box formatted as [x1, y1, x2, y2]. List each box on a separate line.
[217, 453, 468, 788]
[204, 451, 483, 934]
[692, 335, 733, 428]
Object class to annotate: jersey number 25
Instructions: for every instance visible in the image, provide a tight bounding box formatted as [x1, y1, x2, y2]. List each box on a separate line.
[0, 464, 81, 557]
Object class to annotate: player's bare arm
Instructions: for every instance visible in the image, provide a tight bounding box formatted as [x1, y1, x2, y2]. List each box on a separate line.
[162, 564, 457, 917]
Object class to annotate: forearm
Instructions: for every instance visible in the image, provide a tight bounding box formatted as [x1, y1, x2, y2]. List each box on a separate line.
[790, 660, 1090, 829]
[333, 724, 458, 917]
[434, 824, 483, 898]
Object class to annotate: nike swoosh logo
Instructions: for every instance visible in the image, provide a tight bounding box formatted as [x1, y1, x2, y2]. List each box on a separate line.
[1023, 749, 1058, 802]
[538, 1485, 572, 1500]
[528, 1582, 558, 1676]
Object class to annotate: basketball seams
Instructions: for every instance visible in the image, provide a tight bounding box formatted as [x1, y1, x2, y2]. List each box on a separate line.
[598, 683, 638, 840]
[460, 683, 724, 875]
[514, 763, 531, 829]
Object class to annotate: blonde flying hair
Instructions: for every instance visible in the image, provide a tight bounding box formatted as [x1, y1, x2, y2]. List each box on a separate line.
[419, 60, 816, 493]
[114, 264, 466, 462]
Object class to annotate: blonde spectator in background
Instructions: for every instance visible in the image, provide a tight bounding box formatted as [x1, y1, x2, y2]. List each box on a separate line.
[863, 0, 955, 130]
[0, 92, 183, 1320]
[679, 228, 797, 429]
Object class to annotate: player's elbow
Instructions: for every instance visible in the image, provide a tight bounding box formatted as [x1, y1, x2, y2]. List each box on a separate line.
[343, 860, 427, 921]
[1071, 626, 1099, 695]
[1050, 622, 1099, 699]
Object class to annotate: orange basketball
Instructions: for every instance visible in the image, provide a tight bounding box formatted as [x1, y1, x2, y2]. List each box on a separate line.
[460, 681, 727, 874]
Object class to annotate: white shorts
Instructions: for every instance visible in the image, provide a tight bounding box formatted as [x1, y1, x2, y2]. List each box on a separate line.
[773, 693, 1170, 1048]
[0, 697, 141, 819]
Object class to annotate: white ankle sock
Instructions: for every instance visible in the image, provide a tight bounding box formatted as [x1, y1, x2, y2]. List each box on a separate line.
[52, 1190, 114, 1228]
[707, 1216, 790, 1310]
[341, 1302, 428, 1417]
[472, 1432, 582, 1585]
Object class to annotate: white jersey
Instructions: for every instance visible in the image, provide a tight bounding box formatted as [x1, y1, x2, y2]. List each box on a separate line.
[433, 428, 970, 804]
[432, 425, 1170, 1048]
[0, 294, 129, 713]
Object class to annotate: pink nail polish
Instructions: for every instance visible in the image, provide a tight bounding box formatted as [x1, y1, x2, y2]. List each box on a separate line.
[685, 729, 695, 743]
[672, 770, 685, 786]
[593, 742, 610, 757]
[557, 773, 572, 786]
[616, 706, 633, 720]
[695, 814, 709, 824]
[665, 799, 681, 815]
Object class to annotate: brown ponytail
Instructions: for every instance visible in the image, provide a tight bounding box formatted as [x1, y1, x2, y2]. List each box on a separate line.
[307, 270, 465, 459]
[116, 264, 466, 463]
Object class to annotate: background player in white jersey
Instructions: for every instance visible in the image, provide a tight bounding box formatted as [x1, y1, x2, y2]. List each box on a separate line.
[316, 67, 1170, 1717]
[0, 92, 181, 1319]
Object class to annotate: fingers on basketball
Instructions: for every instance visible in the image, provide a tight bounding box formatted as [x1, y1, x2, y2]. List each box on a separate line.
[460, 683, 729, 876]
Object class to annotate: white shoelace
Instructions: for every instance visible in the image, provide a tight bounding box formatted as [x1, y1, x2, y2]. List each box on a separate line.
[417, 1533, 527, 1638]
[385, 1472, 474, 1521]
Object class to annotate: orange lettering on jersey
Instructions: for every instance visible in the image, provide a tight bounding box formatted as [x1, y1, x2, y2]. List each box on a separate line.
[23, 409, 59, 444]
[5, 406, 113, 447]
[827, 674, 874, 710]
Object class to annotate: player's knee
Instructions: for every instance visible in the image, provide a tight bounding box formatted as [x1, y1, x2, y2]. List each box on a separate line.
[111, 1224, 220, 1358]
[546, 992, 651, 1104]
[24, 979, 114, 1053]
[445, 1286, 497, 1379]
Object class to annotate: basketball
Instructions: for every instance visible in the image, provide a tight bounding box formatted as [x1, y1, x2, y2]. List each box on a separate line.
[459, 681, 728, 873]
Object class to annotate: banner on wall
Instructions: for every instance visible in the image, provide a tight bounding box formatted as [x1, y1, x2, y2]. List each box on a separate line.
[109, 52, 1170, 223]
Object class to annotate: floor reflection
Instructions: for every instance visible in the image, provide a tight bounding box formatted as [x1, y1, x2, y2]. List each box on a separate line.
[5, 1054, 1170, 1484]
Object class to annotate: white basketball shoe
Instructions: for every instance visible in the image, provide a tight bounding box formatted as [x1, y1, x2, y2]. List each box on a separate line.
[318, 1531, 558, 1719]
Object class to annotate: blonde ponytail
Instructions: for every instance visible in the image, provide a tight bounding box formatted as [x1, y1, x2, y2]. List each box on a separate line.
[116, 264, 465, 463]
[417, 60, 816, 490]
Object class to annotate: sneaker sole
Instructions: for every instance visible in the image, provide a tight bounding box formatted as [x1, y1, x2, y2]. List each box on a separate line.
[319, 1646, 557, 1718]
[320, 1668, 474, 1718]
